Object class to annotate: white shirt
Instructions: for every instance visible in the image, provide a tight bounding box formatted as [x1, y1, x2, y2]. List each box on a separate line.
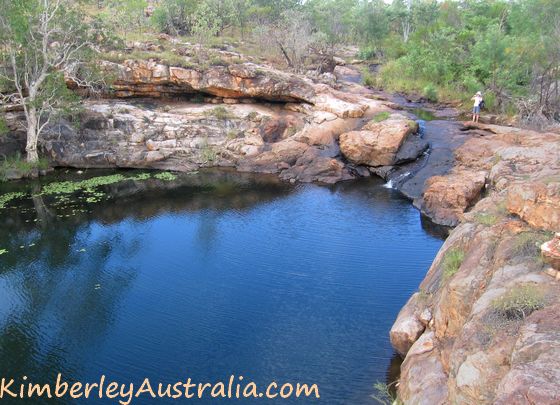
[473, 95, 483, 107]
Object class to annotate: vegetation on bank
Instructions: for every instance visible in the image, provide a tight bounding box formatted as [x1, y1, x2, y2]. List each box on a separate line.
[442, 247, 465, 281]
[87, 0, 559, 127]
[0, 154, 49, 181]
[1, 0, 559, 167]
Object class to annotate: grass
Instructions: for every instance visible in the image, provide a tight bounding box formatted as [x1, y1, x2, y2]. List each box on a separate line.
[0, 154, 49, 181]
[473, 213, 499, 226]
[372, 382, 401, 405]
[371, 111, 391, 123]
[204, 106, 234, 120]
[201, 144, 218, 163]
[100, 50, 198, 70]
[512, 231, 553, 259]
[491, 284, 546, 321]
[226, 130, 240, 140]
[442, 248, 465, 280]
[361, 69, 376, 87]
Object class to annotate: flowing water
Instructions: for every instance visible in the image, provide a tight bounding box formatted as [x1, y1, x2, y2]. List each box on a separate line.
[0, 169, 444, 404]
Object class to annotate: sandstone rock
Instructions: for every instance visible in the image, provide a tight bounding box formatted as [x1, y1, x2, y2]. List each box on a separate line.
[417, 170, 487, 227]
[399, 332, 448, 405]
[541, 233, 560, 271]
[339, 117, 418, 167]
[494, 305, 560, 405]
[390, 293, 426, 356]
[506, 182, 560, 232]
[102, 61, 316, 103]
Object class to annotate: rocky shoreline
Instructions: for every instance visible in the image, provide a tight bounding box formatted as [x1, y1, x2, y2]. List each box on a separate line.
[2, 55, 560, 405]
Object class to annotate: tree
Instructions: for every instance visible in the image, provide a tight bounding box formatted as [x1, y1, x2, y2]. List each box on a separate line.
[0, 0, 94, 163]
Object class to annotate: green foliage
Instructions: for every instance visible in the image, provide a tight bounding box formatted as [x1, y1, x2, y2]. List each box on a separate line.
[512, 231, 552, 259]
[491, 284, 546, 320]
[442, 248, 465, 280]
[361, 69, 376, 87]
[422, 84, 438, 102]
[372, 381, 401, 405]
[372, 112, 391, 122]
[151, 0, 198, 35]
[0, 154, 49, 181]
[473, 213, 499, 226]
[0, 116, 8, 136]
[0, 192, 26, 209]
[154, 172, 178, 181]
[201, 144, 218, 163]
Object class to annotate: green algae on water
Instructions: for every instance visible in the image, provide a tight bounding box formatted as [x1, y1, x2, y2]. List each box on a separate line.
[0, 192, 25, 209]
[154, 172, 177, 181]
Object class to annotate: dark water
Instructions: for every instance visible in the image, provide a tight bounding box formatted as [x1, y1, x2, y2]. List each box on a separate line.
[0, 170, 444, 404]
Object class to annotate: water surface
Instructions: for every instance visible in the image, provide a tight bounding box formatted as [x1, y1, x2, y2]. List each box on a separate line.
[0, 170, 444, 404]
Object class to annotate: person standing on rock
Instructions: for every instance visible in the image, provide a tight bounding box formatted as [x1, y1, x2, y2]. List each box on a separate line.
[471, 91, 483, 123]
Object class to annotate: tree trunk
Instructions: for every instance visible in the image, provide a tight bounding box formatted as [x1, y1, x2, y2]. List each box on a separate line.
[25, 106, 40, 163]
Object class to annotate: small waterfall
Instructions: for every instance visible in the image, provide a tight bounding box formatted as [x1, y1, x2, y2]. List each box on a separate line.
[383, 171, 411, 189]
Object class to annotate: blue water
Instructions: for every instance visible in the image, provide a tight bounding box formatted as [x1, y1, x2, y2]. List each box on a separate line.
[0, 170, 444, 404]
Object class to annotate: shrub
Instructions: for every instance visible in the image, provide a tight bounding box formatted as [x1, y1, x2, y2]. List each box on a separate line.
[0, 116, 9, 135]
[491, 284, 546, 320]
[361, 69, 376, 87]
[423, 84, 438, 102]
[201, 144, 217, 163]
[357, 45, 377, 61]
[205, 106, 233, 120]
[442, 248, 465, 280]
[0, 154, 49, 181]
[372, 381, 401, 405]
[512, 231, 552, 259]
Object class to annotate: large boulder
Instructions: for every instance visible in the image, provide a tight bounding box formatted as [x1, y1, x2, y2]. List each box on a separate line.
[416, 170, 487, 227]
[390, 293, 426, 356]
[506, 182, 560, 232]
[339, 115, 418, 167]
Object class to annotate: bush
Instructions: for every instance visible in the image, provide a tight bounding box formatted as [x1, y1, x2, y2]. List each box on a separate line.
[491, 284, 546, 320]
[205, 106, 234, 120]
[357, 45, 377, 61]
[151, 0, 197, 36]
[512, 231, 552, 259]
[0, 116, 8, 135]
[442, 248, 465, 280]
[0, 154, 49, 181]
[423, 84, 438, 102]
[361, 69, 376, 87]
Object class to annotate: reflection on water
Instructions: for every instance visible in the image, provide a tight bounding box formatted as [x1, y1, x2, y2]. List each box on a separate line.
[0, 169, 444, 404]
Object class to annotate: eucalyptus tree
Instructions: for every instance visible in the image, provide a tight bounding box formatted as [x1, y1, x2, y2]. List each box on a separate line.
[0, 0, 95, 163]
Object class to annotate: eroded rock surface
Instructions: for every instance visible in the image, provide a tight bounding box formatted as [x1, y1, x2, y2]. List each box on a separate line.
[390, 123, 560, 404]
